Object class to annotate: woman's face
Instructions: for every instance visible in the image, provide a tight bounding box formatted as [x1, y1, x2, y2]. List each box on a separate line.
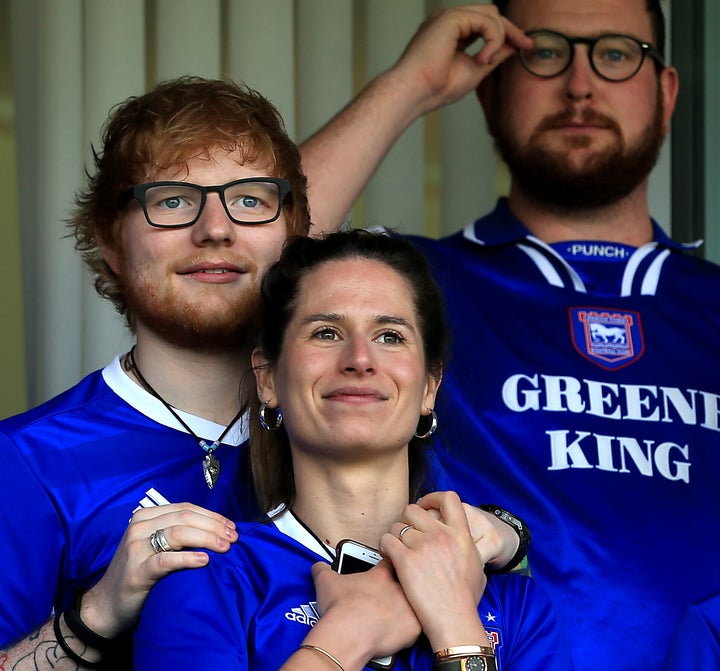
[255, 257, 440, 459]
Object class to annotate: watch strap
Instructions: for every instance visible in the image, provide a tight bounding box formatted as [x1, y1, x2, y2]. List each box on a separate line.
[479, 504, 532, 573]
[434, 655, 498, 671]
[434, 646, 495, 660]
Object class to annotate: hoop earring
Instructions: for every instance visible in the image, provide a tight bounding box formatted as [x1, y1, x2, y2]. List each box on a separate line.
[259, 402, 283, 431]
[414, 409, 438, 439]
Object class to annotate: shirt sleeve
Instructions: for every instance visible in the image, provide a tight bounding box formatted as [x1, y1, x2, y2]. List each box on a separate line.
[492, 574, 575, 671]
[663, 595, 720, 669]
[0, 432, 64, 645]
[134, 552, 253, 670]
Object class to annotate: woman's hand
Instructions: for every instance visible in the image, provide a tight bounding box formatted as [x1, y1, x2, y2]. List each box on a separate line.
[380, 491, 490, 651]
[294, 561, 421, 671]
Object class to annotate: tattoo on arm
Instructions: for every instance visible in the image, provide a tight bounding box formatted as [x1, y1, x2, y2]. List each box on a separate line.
[0, 623, 88, 671]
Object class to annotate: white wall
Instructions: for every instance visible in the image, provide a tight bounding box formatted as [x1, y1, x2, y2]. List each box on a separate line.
[8, 0, 677, 407]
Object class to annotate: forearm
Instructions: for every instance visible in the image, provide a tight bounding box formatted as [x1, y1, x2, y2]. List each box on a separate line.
[281, 631, 369, 671]
[483, 515, 521, 571]
[477, 504, 531, 573]
[300, 5, 531, 237]
[0, 616, 101, 671]
[300, 67, 429, 236]
[279, 612, 381, 671]
[424, 610, 493, 654]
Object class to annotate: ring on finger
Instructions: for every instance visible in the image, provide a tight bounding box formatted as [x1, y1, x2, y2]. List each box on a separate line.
[150, 528, 173, 554]
[398, 524, 415, 540]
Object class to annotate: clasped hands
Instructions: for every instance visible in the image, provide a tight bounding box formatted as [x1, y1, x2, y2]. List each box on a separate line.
[310, 491, 495, 666]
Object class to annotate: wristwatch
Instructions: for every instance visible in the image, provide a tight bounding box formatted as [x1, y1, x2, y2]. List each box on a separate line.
[478, 504, 532, 573]
[435, 655, 498, 671]
[434, 646, 497, 671]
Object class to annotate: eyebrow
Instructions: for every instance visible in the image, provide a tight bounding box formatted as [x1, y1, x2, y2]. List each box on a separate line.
[533, 29, 649, 42]
[300, 313, 416, 330]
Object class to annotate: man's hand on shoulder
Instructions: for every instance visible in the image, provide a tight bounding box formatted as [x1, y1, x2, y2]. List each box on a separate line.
[81, 502, 238, 638]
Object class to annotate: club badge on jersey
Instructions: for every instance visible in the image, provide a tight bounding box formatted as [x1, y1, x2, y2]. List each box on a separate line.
[568, 307, 645, 370]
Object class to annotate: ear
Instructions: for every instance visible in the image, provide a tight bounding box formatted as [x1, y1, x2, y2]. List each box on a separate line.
[252, 348, 278, 407]
[96, 232, 121, 275]
[476, 75, 497, 133]
[421, 372, 442, 415]
[659, 65, 679, 136]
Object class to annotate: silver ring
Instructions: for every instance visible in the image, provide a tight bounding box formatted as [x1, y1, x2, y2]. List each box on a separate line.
[150, 528, 173, 553]
[398, 524, 414, 540]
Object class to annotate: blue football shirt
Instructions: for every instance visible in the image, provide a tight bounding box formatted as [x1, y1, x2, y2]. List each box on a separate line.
[0, 356, 255, 645]
[403, 199, 720, 671]
[134, 507, 573, 670]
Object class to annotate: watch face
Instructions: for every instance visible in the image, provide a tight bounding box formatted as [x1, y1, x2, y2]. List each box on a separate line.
[465, 657, 486, 671]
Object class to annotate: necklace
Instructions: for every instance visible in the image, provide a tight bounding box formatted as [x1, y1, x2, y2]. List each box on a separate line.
[288, 509, 335, 561]
[126, 346, 244, 489]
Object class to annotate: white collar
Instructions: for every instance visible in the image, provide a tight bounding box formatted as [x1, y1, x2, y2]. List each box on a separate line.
[268, 504, 335, 560]
[102, 355, 248, 445]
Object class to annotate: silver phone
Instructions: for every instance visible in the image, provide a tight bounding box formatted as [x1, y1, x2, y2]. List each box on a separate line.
[332, 539, 395, 670]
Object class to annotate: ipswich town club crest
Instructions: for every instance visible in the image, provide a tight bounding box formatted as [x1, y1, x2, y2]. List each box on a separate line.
[569, 308, 645, 370]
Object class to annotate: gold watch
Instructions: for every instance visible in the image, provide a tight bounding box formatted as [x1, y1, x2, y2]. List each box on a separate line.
[435, 655, 498, 671]
[434, 646, 497, 671]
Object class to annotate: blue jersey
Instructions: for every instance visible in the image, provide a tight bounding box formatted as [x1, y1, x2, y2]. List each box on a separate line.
[663, 592, 720, 669]
[403, 200, 720, 671]
[0, 356, 255, 646]
[134, 508, 573, 671]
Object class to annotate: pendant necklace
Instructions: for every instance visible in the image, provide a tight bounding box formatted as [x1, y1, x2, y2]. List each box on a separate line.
[126, 346, 243, 489]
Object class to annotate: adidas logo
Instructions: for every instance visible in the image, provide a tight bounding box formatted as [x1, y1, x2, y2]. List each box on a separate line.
[132, 487, 171, 514]
[285, 602, 320, 627]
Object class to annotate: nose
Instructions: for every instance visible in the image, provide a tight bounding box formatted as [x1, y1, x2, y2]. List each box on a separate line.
[563, 46, 595, 102]
[190, 193, 237, 245]
[342, 334, 375, 374]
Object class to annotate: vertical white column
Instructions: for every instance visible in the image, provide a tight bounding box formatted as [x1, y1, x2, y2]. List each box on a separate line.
[295, 0, 354, 228]
[703, 0, 720, 262]
[155, 0, 222, 80]
[438, 0, 498, 236]
[81, 0, 146, 373]
[363, 0, 426, 235]
[226, 0, 296, 137]
[11, 0, 84, 404]
[647, 0, 672, 234]
[0, 4, 26, 415]
[295, 0, 353, 140]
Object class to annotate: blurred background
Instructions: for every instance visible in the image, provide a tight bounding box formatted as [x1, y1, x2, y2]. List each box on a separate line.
[1, 0, 717, 417]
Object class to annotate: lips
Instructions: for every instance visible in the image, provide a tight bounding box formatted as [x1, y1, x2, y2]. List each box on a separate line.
[554, 120, 610, 132]
[177, 261, 248, 281]
[323, 386, 387, 403]
[540, 109, 616, 133]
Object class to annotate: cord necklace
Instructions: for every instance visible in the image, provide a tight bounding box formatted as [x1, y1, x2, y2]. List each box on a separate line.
[126, 345, 243, 489]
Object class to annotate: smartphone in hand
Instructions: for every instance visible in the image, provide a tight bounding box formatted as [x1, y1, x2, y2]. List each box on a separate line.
[333, 539, 383, 574]
[332, 539, 395, 670]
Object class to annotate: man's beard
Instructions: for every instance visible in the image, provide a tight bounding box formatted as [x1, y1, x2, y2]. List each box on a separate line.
[122, 269, 261, 350]
[490, 92, 666, 210]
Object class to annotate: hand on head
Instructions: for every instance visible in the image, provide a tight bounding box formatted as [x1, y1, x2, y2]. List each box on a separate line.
[393, 4, 533, 115]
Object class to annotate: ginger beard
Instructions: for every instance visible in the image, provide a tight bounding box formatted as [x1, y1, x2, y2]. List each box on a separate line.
[490, 87, 666, 210]
[119, 255, 262, 349]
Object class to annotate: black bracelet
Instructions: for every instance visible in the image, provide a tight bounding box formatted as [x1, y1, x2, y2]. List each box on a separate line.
[53, 611, 102, 669]
[479, 504, 532, 573]
[63, 589, 116, 655]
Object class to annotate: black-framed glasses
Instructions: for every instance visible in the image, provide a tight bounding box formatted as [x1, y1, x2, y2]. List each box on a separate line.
[118, 177, 292, 228]
[519, 30, 665, 82]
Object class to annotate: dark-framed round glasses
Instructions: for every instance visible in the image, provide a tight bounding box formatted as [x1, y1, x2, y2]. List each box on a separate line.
[519, 30, 665, 82]
[118, 177, 292, 228]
